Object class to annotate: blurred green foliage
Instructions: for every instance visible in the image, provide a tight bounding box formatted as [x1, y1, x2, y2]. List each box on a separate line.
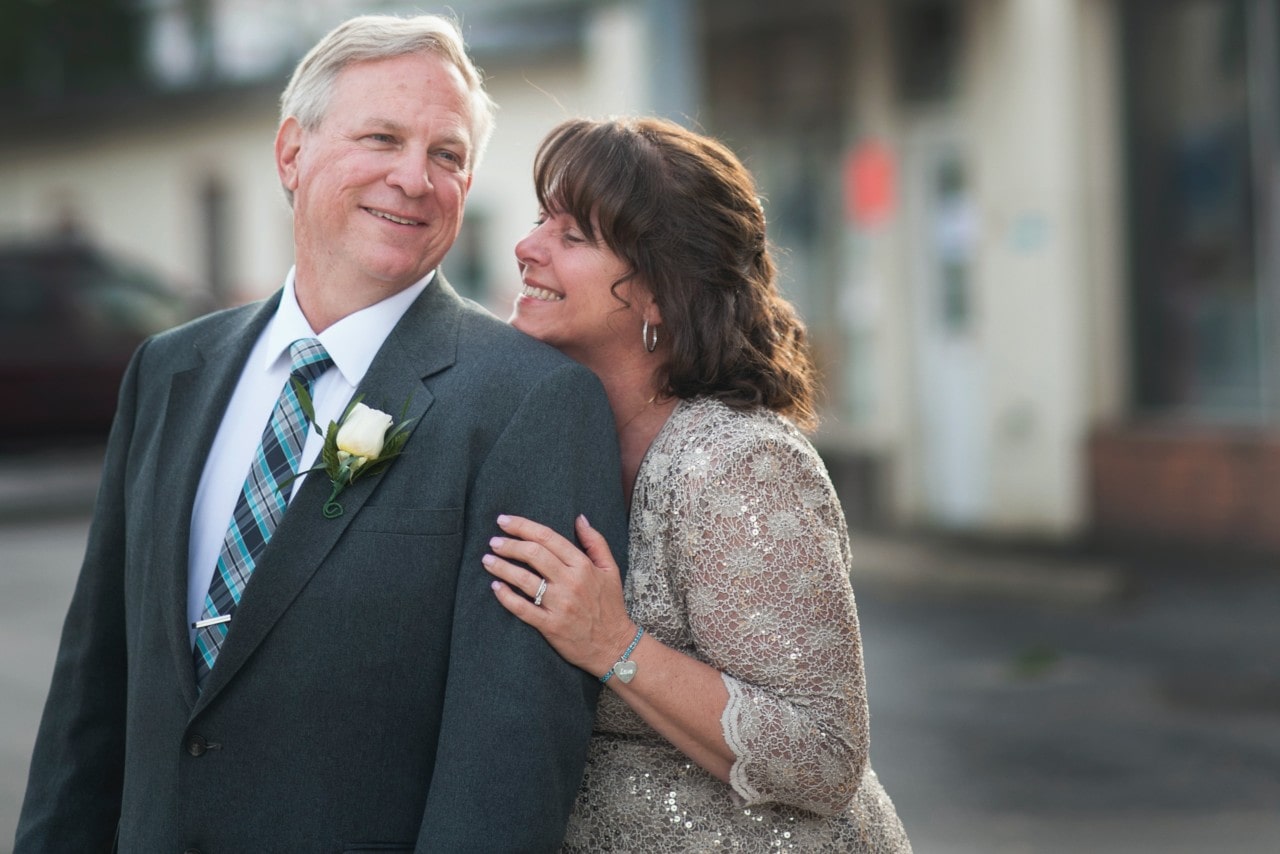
[1009, 643, 1061, 680]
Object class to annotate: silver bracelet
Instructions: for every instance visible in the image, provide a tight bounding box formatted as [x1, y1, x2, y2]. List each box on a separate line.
[600, 626, 645, 684]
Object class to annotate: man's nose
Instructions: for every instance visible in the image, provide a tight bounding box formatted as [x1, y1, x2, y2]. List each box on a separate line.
[387, 151, 431, 196]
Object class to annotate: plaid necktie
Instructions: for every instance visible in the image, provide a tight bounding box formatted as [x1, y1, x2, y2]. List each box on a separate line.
[193, 338, 332, 690]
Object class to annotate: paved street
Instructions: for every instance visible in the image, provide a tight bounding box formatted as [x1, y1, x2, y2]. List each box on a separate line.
[1, 516, 86, 849]
[856, 546, 1280, 853]
[2, 453, 1279, 852]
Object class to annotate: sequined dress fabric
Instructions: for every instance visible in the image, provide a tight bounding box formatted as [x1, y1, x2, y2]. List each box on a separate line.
[562, 398, 911, 852]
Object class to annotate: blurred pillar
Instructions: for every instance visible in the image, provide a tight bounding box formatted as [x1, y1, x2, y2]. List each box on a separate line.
[584, 2, 648, 114]
[967, 0, 1094, 538]
[200, 176, 229, 305]
[644, 0, 701, 125]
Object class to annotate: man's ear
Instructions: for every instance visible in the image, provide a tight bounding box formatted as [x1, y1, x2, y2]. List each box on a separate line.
[275, 117, 303, 193]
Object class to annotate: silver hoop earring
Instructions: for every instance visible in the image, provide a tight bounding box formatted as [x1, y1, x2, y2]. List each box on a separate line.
[642, 319, 659, 353]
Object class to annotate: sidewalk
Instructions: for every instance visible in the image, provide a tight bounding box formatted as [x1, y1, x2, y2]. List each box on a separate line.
[0, 444, 1132, 605]
[848, 531, 1280, 854]
[851, 529, 1128, 606]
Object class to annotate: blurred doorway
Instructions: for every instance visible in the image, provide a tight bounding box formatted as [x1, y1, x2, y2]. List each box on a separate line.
[904, 119, 986, 529]
[896, 0, 986, 528]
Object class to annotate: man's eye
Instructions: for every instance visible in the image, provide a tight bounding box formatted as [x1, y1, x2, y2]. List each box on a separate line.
[436, 150, 465, 167]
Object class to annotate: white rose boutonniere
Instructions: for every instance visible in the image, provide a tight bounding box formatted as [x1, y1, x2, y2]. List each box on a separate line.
[288, 385, 417, 518]
[336, 403, 394, 463]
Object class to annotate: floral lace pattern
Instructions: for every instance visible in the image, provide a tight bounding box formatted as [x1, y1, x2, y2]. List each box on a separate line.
[563, 397, 911, 852]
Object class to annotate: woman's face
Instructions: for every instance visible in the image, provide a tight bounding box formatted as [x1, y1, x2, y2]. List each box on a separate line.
[509, 210, 646, 370]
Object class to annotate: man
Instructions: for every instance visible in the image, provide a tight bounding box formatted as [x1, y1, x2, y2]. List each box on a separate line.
[16, 14, 627, 852]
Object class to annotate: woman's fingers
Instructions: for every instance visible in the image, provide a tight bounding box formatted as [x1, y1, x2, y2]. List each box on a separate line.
[495, 514, 588, 572]
[482, 552, 544, 601]
[575, 514, 620, 572]
[488, 578, 545, 625]
[486, 515, 632, 676]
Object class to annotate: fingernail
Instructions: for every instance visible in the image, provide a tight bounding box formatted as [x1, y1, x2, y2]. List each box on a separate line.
[490, 580, 502, 592]
[578, 514, 590, 526]
[497, 514, 511, 525]
[489, 536, 506, 548]
[482, 554, 495, 567]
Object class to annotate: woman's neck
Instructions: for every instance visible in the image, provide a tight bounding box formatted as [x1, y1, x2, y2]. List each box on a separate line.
[596, 370, 677, 507]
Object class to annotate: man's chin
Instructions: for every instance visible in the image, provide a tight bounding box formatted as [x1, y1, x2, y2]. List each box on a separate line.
[367, 262, 436, 294]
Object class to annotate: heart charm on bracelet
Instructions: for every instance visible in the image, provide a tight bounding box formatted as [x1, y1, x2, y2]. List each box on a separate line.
[614, 660, 638, 683]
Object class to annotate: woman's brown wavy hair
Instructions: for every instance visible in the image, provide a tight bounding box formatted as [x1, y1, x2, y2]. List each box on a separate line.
[532, 117, 818, 430]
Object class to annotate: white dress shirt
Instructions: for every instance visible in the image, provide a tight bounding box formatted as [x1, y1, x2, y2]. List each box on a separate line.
[186, 268, 433, 643]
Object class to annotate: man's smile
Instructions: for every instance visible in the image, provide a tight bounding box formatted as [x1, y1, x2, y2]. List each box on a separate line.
[364, 206, 424, 226]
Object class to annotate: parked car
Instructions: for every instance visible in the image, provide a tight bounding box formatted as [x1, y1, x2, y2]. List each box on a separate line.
[0, 239, 203, 444]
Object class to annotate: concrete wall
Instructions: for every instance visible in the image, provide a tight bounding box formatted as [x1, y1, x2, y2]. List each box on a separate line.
[0, 0, 1131, 545]
[842, 0, 1125, 540]
[0, 97, 288, 302]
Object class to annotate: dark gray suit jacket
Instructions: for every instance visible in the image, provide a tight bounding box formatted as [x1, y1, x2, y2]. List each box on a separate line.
[16, 276, 627, 853]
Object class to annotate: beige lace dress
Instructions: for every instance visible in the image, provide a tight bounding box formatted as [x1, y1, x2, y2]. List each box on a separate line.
[562, 397, 911, 852]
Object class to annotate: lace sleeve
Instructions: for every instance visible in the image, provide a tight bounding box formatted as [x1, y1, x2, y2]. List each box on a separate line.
[674, 424, 870, 816]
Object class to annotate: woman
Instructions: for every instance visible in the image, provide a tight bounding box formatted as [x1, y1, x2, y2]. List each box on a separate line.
[484, 117, 911, 852]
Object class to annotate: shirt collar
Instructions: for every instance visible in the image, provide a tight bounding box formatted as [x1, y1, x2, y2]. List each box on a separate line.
[264, 268, 436, 385]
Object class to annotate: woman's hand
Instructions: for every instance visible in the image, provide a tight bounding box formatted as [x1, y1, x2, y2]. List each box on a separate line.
[488, 514, 736, 783]
[484, 514, 637, 678]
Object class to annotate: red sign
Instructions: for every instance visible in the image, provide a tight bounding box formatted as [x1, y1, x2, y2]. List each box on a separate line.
[845, 140, 896, 227]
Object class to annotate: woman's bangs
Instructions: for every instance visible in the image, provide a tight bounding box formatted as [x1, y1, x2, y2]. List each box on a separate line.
[536, 126, 633, 242]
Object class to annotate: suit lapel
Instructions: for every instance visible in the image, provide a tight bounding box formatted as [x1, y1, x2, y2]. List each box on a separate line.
[156, 296, 281, 710]
[192, 276, 465, 712]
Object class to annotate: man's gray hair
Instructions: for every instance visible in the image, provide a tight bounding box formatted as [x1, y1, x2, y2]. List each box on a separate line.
[280, 14, 497, 171]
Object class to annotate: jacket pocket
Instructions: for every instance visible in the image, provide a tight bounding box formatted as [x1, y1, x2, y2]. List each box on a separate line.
[348, 506, 462, 536]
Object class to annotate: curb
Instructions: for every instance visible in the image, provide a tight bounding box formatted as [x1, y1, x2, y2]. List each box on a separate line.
[850, 532, 1127, 606]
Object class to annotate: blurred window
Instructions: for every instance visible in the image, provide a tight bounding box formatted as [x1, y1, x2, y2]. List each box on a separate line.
[893, 0, 963, 106]
[1125, 0, 1280, 421]
[702, 0, 852, 348]
[448, 211, 490, 306]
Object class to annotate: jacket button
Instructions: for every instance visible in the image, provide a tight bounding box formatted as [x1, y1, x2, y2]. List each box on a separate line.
[185, 735, 208, 757]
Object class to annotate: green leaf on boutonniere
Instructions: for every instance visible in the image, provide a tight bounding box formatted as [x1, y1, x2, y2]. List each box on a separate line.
[292, 377, 322, 437]
[320, 419, 342, 473]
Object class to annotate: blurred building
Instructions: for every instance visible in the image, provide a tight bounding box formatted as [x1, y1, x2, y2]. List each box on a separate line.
[1, 0, 1277, 556]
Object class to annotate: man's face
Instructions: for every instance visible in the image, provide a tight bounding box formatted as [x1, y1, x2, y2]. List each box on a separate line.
[276, 52, 474, 310]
